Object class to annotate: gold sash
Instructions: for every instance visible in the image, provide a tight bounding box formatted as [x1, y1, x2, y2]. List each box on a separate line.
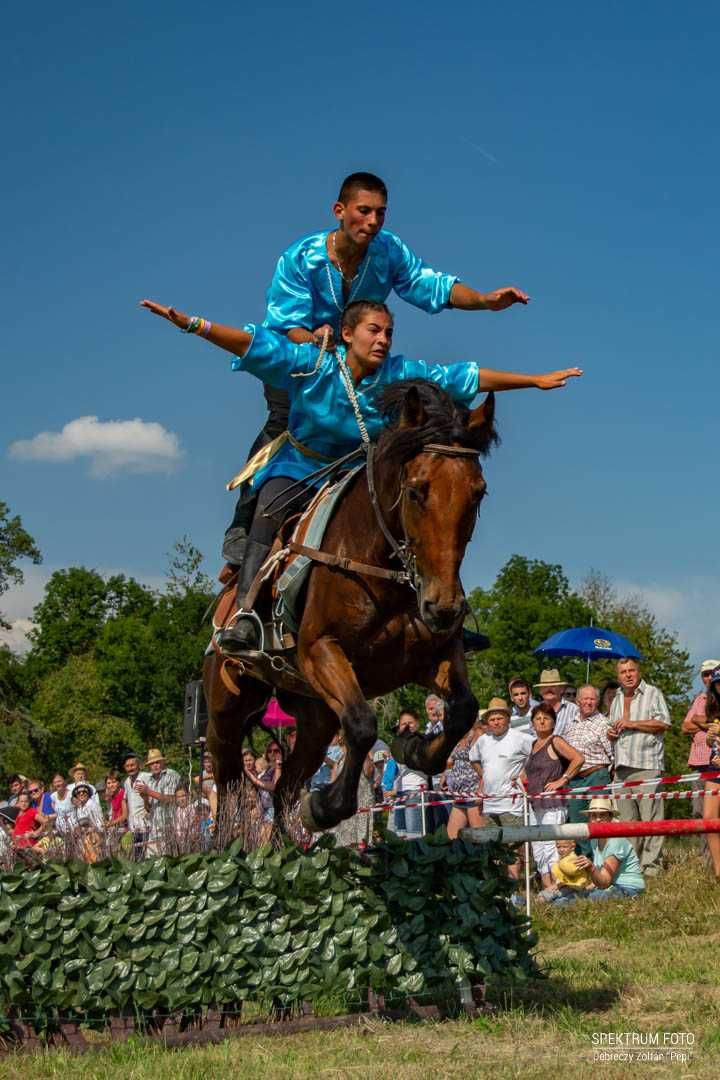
[226, 431, 335, 491]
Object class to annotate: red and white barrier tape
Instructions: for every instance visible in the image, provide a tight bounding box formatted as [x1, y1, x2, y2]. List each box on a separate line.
[353, 773, 720, 817]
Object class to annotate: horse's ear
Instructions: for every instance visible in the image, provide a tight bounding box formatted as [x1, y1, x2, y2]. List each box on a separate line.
[398, 385, 427, 429]
[467, 393, 498, 453]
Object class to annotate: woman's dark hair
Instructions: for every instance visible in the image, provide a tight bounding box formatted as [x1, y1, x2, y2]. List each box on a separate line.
[531, 702, 557, 724]
[706, 678, 720, 721]
[341, 299, 393, 332]
[105, 770, 121, 784]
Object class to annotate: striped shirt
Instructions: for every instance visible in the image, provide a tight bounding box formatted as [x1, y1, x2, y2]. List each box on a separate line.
[684, 691, 711, 767]
[564, 711, 614, 769]
[609, 680, 672, 771]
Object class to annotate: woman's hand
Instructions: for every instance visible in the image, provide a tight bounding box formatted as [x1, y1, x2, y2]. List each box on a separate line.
[535, 368, 583, 390]
[543, 778, 568, 792]
[140, 299, 191, 330]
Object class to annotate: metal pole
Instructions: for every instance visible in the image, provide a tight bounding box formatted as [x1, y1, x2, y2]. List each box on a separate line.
[522, 790, 531, 917]
[420, 786, 426, 837]
[462, 817, 720, 845]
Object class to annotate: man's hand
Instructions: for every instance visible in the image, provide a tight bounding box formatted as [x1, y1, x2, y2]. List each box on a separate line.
[482, 286, 530, 310]
[140, 299, 190, 329]
[535, 367, 583, 390]
[574, 855, 592, 870]
[312, 324, 336, 351]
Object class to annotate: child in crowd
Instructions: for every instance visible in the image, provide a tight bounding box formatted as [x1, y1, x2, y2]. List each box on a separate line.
[537, 839, 594, 903]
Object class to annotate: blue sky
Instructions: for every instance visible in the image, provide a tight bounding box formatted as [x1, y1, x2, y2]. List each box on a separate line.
[2, 2, 717, 669]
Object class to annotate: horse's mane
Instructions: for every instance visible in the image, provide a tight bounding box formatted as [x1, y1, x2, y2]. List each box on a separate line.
[376, 379, 499, 466]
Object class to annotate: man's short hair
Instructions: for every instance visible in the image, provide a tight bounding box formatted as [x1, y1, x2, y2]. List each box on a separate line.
[508, 677, 530, 693]
[617, 657, 640, 668]
[398, 708, 419, 721]
[577, 684, 599, 697]
[338, 172, 387, 204]
[341, 299, 393, 332]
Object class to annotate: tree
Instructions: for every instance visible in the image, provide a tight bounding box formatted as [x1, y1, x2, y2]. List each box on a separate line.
[0, 501, 41, 630]
[26, 568, 156, 679]
[31, 654, 143, 776]
[466, 555, 593, 695]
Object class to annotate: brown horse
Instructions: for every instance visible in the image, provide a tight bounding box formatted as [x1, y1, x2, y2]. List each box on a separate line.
[203, 379, 498, 833]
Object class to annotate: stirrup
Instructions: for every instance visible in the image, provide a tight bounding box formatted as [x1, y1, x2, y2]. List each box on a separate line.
[219, 609, 266, 655]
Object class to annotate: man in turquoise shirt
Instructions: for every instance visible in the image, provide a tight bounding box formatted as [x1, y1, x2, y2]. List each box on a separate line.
[223, 171, 529, 568]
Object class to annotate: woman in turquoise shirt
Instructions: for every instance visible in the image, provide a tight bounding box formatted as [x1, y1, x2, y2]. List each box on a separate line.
[554, 797, 645, 905]
[141, 297, 581, 651]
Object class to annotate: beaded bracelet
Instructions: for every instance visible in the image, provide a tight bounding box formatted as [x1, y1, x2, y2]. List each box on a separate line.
[199, 319, 213, 339]
[182, 316, 202, 334]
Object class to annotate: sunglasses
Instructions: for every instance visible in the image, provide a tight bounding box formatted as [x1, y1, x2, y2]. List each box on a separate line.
[28, 788, 41, 795]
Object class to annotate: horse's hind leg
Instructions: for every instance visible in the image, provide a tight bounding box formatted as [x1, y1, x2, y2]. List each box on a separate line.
[273, 696, 338, 830]
[298, 638, 377, 832]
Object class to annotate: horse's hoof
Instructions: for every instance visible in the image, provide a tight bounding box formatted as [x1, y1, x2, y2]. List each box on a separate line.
[390, 732, 412, 766]
[299, 791, 322, 833]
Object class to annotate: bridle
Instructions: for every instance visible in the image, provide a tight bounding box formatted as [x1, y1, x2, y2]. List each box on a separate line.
[282, 439, 483, 593]
[364, 440, 482, 591]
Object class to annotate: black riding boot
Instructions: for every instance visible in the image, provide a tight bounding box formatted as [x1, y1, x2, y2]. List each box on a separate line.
[218, 540, 272, 655]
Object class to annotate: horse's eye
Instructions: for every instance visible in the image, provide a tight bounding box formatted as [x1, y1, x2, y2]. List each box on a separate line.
[406, 487, 422, 504]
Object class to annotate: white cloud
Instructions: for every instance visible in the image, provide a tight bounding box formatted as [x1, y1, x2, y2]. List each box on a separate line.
[614, 576, 718, 681]
[8, 416, 183, 476]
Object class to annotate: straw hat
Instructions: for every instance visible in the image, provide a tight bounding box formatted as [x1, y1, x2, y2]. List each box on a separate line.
[145, 748, 166, 766]
[534, 669, 567, 689]
[485, 697, 511, 717]
[581, 796, 619, 818]
[701, 659, 720, 674]
[70, 762, 87, 775]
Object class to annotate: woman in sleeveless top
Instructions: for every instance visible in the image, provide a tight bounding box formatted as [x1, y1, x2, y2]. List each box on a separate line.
[525, 703, 584, 890]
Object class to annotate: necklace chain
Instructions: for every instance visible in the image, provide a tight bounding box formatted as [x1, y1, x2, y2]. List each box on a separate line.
[335, 348, 370, 445]
[326, 232, 370, 313]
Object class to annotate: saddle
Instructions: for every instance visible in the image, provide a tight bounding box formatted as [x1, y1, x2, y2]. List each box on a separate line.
[209, 469, 363, 697]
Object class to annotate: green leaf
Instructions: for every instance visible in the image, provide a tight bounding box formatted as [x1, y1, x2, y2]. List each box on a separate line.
[386, 954, 402, 976]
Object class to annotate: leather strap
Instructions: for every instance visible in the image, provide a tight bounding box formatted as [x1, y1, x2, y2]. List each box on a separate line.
[287, 540, 411, 584]
[423, 443, 480, 459]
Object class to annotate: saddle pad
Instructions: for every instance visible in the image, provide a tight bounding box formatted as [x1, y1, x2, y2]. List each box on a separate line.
[275, 465, 363, 632]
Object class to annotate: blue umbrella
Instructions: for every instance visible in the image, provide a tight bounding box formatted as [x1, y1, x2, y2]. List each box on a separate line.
[535, 626, 640, 661]
[535, 626, 641, 680]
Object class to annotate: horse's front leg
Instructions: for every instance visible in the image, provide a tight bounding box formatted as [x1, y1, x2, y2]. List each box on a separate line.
[393, 639, 478, 775]
[297, 636, 377, 832]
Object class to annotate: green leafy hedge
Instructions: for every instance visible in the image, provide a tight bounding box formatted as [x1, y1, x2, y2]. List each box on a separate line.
[0, 832, 536, 1024]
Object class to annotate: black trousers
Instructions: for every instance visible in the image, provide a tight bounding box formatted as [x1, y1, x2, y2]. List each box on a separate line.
[248, 475, 313, 547]
[223, 386, 290, 562]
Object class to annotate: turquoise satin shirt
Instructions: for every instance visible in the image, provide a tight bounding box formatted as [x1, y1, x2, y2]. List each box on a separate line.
[232, 327, 480, 489]
[263, 229, 458, 336]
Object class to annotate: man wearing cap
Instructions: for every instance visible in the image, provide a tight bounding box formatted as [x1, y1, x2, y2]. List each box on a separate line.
[134, 749, 181, 854]
[469, 698, 534, 879]
[67, 764, 102, 813]
[563, 684, 615, 853]
[608, 658, 672, 876]
[682, 659, 720, 809]
[534, 670, 579, 738]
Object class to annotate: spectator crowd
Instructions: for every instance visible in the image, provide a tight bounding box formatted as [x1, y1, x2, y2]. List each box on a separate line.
[3, 655, 720, 903]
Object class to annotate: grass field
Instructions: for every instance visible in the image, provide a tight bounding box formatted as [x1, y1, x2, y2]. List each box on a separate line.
[1, 840, 718, 1079]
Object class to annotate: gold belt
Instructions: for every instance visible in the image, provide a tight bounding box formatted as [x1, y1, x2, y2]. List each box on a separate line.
[226, 431, 335, 491]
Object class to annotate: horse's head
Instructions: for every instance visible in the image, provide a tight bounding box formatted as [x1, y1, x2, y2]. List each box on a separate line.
[377, 381, 498, 635]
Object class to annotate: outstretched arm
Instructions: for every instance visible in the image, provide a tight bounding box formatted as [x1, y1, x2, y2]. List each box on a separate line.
[479, 366, 583, 392]
[450, 282, 529, 311]
[140, 300, 253, 356]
